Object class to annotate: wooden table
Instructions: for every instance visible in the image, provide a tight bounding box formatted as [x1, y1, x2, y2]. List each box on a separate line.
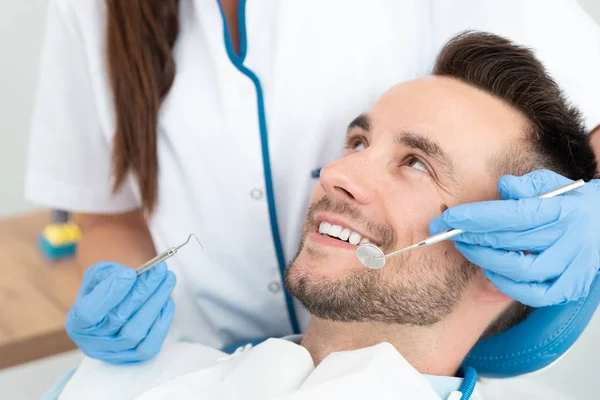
[0, 211, 81, 369]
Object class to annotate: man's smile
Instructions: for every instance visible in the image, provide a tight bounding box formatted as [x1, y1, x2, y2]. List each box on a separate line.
[308, 213, 381, 250]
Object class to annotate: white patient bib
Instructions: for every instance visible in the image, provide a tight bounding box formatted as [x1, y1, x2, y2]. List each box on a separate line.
[135, 339, 442, 400]
[60, 338, 490, 399]
[61, 339, 450, 399]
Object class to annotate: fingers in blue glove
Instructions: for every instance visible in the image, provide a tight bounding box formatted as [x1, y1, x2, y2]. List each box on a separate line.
[133, 298, 176, 362]
[90, 263, 169, 336]
[114, 270, 176, 350]
[429, 216, 451, 236]
[478, 241, 595, 307]
[69, 263, 137, 329]
[545, 256, 597, 304]
[438, 196, 564, 233]
[454, 241, 570, 283]
[69, 271, 176, 355]
[430, 207, 567, 253]
[482, 270, 549, 307]
[79, 262, 119, 295]
[498, 169, 573, 200]
[443, 224, 568, 253]
[87, 299, 176, 364]
[482, 268, 589, 308]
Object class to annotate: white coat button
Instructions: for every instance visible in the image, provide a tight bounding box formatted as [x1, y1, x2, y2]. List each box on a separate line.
[250, 188, 263, 199]
[268, 281, 281, 293]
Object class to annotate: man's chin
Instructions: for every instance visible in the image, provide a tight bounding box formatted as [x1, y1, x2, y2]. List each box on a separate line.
[285, 253, 380, 324]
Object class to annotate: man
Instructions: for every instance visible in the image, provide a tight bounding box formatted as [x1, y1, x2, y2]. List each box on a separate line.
[56, 32, 597, 399]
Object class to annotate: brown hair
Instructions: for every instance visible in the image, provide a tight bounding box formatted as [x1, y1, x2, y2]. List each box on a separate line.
[106, 0, 180, 214]
[433, 31, 597, 182]
[433, 31, 598, 338]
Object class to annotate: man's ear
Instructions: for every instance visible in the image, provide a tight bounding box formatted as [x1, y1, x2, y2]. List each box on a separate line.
[474, 272, 512, 304]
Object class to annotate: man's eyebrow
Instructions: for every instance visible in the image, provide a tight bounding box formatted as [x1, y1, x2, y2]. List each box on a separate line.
[348, 114, 371, 132]
[395, 131, 455, 179]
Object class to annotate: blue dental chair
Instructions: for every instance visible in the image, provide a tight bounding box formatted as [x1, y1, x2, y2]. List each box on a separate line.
[464, 274, 600, 378]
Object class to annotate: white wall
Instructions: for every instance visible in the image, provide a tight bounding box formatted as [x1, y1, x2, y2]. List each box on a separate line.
[578, 0, 600, 21]
[0, 0, 48, 217]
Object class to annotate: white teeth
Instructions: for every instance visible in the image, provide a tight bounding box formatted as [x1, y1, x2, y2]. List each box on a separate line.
[319, 221, 331, 234]
[318, 221, 371, 246]
[318, 222, 325, 234]
[328, 224, 342, 237]
[339, 228, 351, 241]
[349, 232, 362, 245]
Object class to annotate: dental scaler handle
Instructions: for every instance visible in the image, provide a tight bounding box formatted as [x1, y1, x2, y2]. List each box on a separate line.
[135, 234, 203, 276]
[417, 229, 465, 248]
[414, 178, 586, 250]
[136, 248, 178, 276]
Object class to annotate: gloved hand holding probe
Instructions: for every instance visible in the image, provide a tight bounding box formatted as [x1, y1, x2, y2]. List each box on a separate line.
[65, 262, 176, 364]
[430, 169, 600, 307]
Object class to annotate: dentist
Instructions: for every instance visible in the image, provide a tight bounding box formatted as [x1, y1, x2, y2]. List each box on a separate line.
[26, 0, 600, 364]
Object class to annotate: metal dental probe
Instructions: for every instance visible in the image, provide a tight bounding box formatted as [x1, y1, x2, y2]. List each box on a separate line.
[355, 179, 586, 270]
[136, 234, 204, 276]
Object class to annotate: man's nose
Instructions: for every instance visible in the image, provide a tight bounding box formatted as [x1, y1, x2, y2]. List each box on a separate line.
[319, 158, 375, 205]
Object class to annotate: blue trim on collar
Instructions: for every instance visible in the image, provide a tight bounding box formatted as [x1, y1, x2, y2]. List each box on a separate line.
[42, 367, 78, 400]
[215, 0, 300, 335]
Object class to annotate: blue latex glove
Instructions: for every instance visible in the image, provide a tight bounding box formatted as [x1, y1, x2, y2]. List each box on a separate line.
[430, 169, 600, 307]
[65, 261, 176, 363]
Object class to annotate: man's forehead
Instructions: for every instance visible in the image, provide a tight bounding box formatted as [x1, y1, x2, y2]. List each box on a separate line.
[350, 76, 528, 151]
[374, 76, 527, 126]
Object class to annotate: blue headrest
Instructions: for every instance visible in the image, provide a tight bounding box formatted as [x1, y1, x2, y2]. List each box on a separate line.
[463, 275, 600, 378]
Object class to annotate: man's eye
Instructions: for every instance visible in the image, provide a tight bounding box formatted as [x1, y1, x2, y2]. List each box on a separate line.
[353, 142, 366, 151]
[407, 157, 430, 174]
[345, 135, 367, 151]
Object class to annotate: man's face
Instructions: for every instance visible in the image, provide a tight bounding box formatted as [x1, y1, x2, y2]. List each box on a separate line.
[285, 76, 529, 325]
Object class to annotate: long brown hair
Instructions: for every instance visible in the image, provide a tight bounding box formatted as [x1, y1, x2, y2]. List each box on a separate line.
[106, 0, 180, 214]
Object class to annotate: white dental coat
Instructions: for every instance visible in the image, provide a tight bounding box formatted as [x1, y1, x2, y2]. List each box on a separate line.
[26, 0, 600, 349]
[59, 338, 484, 400]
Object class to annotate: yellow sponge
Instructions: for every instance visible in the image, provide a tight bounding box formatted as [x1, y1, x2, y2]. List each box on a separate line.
[42, 223, 82, 246]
